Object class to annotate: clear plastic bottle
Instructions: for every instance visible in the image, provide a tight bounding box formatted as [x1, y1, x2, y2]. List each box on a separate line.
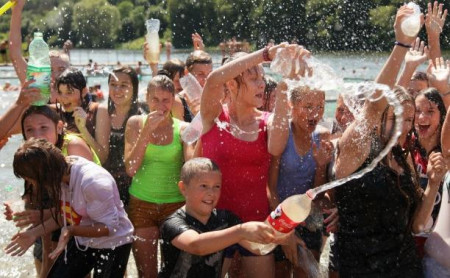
[180, 73, 203, 103]
[401, 2, 421, 37]
[181, 112, 203, 144]
[248, 191, 313, 255]
[26, 32, 51, 106]
[145, 19, 160, 64]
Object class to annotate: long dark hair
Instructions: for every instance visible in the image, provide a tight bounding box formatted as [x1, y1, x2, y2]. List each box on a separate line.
[380, 87, 422, 218]
[413, 88, 447, 156]
[13, 138, 68, 224]
[21, 105, 65, 149]
[107, 66, 140, 122]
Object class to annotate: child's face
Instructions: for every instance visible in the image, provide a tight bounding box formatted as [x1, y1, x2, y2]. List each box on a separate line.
[415, 95, 441, 140]
[181, 171, 222, 220]
[292, 90, 325, 133]
[147, 87, 174, 118]
[23, 114, 61, 145]
[108, 73, 134, 107]
[58, 84, 83, 112]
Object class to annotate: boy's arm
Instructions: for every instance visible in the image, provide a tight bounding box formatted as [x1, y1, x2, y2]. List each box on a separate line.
[171, 222, 275, 256]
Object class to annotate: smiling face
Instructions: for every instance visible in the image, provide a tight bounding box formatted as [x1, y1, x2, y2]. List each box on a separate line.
[57, 84, 84, 112]
[108, 72, 134, 107]
[414, 94, 441, 141]
[23, 114, 62, 145]
[291, 89, 325, 133]
[180, 170, 222, 222]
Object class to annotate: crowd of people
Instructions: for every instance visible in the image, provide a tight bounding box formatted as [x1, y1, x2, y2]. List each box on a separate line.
[1, 1, 450, 278]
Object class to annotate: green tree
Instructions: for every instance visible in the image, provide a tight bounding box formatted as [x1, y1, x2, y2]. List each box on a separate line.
[71, 0, 120, 48]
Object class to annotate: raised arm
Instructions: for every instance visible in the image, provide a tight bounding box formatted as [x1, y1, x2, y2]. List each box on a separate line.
[425, 1, 447, 64]
[427, 57, 450, 109]
[9, 0, 27, 84]
[200, 44, 284, 133]
[397, 38, 429, 88]
[442, 106, 450, 157]
[0, 80, 40, 139]
[336, 5, 420, 179]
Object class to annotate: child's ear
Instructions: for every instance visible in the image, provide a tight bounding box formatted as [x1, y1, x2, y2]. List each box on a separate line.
[178, 181, 187, 197]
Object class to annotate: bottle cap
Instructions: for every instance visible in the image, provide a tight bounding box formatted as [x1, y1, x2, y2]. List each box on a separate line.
[34, 32, 43, 39]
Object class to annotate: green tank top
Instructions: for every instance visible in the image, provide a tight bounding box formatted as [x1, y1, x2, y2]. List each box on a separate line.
[61, 133, 101, 166]
[129, 117, 185, 204]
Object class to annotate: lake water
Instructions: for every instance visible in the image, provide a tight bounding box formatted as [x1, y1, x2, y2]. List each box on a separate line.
[0, 49, 397, 276]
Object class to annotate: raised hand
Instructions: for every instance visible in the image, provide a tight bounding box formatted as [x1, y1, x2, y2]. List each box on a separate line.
[427, 57, 450, 93]
[269, 43, 312, 79]
[405, 38, 429, 67]
[48, 226, 72, 260]
[426, 151, 448, 186]
[394, 4, 424, 45]
[73, 107, 88, 130]
[16, 79, 41, 107]
[425, 1, 447, 36]
[192, 33, 205, 51]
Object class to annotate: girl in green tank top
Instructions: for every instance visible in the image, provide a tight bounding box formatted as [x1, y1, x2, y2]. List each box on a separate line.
[125, 75, 193, 277]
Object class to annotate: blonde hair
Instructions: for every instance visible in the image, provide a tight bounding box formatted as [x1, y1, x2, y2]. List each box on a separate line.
[290, 86, 325, 104]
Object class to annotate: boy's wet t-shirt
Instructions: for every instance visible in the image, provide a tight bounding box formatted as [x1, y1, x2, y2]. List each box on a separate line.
[159, 208, 240, 278]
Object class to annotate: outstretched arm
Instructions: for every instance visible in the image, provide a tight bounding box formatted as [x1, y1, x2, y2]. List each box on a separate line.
[9, 0, 27, 84]
[336, 5, 420, 179]
[425, 1, 447, 64]
[397, 38, 429, 88]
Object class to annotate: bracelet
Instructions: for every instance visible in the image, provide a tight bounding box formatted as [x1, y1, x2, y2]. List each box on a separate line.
[394, 41, 412, 48]
[263, 46, 272, 62]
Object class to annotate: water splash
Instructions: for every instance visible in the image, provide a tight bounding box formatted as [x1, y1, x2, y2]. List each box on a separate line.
[308, 84, 403, 199]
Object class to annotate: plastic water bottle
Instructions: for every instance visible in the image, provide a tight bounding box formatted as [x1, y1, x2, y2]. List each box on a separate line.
[181, 112, 203, 144]
[27, 32, 51, 106]
[145, 19, 160, 64]
[248, 191, 313, 255]
[401, 2, 421, 37]
[180, 73, 203, 102]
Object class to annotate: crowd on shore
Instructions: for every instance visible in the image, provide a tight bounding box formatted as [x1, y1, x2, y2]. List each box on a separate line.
[1, 1, 450, 278]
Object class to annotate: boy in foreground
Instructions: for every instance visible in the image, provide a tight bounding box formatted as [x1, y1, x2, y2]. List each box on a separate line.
[159, 157, 285, 278]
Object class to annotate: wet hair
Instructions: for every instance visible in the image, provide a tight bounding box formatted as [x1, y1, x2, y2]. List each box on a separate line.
[147, 75, 175, 97]
[411, 71, 429, 82]
[180, 157, 221, 185]
[222, 52, 257, 91]
[13, 138, 68, 224]
[56, 68, 90, 112]
[21, 106, 65, 149]
[107, 66, 140, 118]
[289, 85, 325, 105]
[185, 50, 212, 72]
[380, 87, 422, 215]
[261, 75, 278, 111]
[162, 59, 185, 80]
[417, 88, 447, 130]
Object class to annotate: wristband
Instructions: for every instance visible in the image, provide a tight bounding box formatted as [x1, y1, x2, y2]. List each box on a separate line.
[394, 41, 412, 49]
[263, 46, 272, 62]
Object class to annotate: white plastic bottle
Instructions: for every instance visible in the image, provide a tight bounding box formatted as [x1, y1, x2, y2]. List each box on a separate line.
[401, 2, 421, 37]
[181, 112, 203, 144]
[145, 19, 160, 64]
[26, 32, 51, 106]
[248, 191, 313, 255]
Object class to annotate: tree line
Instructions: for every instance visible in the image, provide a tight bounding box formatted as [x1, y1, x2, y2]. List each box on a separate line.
[0, 0, 449, 51]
